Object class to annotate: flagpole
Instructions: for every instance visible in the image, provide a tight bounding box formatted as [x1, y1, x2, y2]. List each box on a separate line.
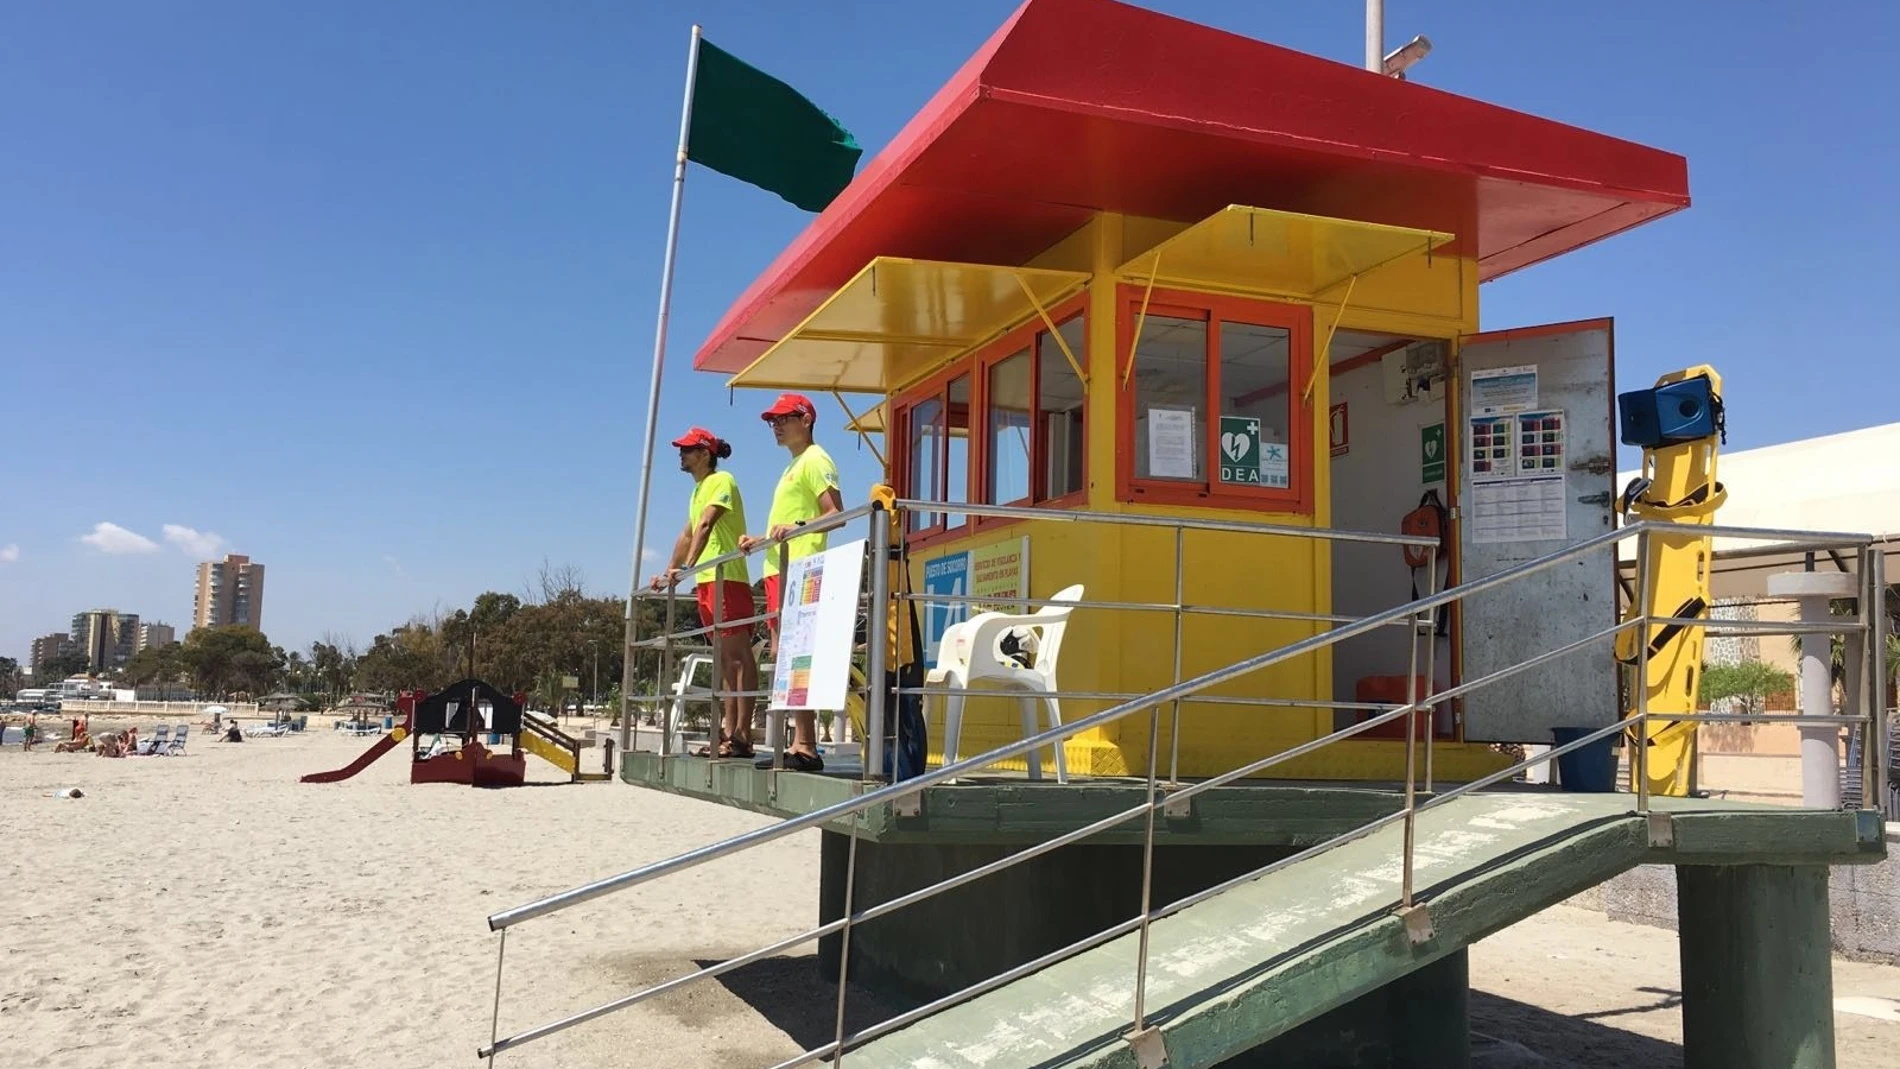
[620, 23, 703, 762]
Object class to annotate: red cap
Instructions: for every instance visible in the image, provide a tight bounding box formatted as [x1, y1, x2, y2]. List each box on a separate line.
[760, 392, 817, 426]
[670, 426, 719, 450]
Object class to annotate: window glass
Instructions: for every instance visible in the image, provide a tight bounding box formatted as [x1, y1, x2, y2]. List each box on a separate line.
[1217, 321, 1292, 488]
[986, 349, 1032, 505]
[945, 374, 971, 521]
[1037, 318, 1085, 499]
[1131, 315, 1207, 481]
[907, 395, 944, 531]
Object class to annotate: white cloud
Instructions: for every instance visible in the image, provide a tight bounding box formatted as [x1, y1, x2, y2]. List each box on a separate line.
[79, 522, 160, 555]
[163, 524, 227, 558]
[0, 544, 17, 563]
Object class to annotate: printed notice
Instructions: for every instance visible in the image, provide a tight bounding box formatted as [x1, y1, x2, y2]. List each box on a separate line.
[1470, 365, 1538, 416]
[769, 539, 867, 710]
[1514, 409, 1566, 475]
[1469, 477, 1567, 545]
[1260, 441, 1290, 488]
[1147, 407, 1197, 479]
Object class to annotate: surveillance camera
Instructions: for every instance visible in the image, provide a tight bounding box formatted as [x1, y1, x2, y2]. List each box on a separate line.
[1383, 35, 1432, 78]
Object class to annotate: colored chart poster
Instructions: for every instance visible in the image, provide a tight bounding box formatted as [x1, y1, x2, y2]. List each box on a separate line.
[769, 538, 866, 711]
[920, 536, 1031, 659]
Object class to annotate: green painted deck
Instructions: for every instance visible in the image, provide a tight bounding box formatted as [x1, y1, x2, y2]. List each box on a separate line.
[839, 796, 1882, 1069]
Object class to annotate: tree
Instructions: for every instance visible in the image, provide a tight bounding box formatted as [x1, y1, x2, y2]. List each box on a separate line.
[0, 657, 22, 696]
[34, 649, 91, 681]
[1699, 660, 1795, 715]
[122, 643, 185, 686]
[309, 639, 357, 706]
[181, 626, 280, 698]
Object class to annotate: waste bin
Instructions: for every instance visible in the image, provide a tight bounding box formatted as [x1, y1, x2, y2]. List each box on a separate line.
[383, 715, 394, 731]
[1551, 727, 1616, 792]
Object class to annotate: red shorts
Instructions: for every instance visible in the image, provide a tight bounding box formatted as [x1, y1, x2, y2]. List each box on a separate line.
[762, 574, 783, 637]
[697, 580, 755, 638]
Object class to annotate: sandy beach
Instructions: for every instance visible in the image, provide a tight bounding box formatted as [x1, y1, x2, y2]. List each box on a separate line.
[3, 727, 1897, 1068]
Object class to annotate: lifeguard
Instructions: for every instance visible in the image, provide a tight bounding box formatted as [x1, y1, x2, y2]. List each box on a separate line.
[741, 392, 843, 771]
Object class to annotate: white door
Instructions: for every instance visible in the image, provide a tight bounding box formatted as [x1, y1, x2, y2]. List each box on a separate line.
[1456, 320, 1618, 742]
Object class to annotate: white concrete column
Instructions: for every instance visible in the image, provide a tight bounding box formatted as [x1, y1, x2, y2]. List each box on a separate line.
[1767, 571, 1857, 809]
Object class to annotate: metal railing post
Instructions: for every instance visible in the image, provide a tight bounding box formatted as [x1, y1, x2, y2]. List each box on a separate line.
[1423, 543, 1439, 793]
[1400, 594, 1422, 908]
[1167, 526, 1186, 787]
[659, 594, 679, 756]
[832, 825, 862, 1066]
[865, 505, 892, 780]
[1634, 529, 1652, 811]
[1133, 704, 1162, 1030]
[771, 540, 791, 773]
[1871, 546, 1890, 806]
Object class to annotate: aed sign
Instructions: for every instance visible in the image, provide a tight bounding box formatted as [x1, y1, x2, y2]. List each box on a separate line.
[1218, 415, 1261, 484]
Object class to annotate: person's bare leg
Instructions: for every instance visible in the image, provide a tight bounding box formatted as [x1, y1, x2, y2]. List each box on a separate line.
[719, 635, 744, 751]
[793, 711, 819, 756]
[737, 645, 759, 748]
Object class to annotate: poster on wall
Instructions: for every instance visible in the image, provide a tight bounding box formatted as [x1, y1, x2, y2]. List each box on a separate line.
[920, 536, 1031, 659]
[1147, 407, 1197, 479]
[1470, 365, 1538, 416]
[1469, 478, 1567, 544]
[769, 539, 867, 710]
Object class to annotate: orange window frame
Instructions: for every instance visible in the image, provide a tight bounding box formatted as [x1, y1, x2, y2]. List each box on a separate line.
[1114, 286, 1315, 515]
[890, 298, 1088, 547]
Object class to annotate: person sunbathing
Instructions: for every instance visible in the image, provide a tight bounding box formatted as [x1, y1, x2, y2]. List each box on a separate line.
[55, 732, 92, 754]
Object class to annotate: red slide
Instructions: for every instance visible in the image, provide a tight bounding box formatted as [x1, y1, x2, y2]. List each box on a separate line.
[300, 730, 405, 783]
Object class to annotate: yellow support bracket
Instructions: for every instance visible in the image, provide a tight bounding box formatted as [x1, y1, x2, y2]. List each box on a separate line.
[1302, 273, 1358, 407]
[1122, 252, 1162, 389]
[830, 391, 887, 469]
[1013, 271, 1087, 387]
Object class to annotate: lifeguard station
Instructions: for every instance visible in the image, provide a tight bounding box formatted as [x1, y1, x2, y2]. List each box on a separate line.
[479, 4, 1890, 1067]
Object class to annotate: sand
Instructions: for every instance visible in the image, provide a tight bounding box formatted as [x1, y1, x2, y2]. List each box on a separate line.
[3, 729, 1897, 1068]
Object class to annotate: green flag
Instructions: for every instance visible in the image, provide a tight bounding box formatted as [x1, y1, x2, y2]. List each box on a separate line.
[686, 39, 862, 213]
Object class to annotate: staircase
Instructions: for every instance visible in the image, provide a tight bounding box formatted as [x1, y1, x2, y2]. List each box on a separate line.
[846, 793, 1641, 1068]
[520, 715, 609, 783]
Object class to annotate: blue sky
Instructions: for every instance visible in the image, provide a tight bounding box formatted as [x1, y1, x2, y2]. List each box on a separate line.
[3, 1, 1896, 665]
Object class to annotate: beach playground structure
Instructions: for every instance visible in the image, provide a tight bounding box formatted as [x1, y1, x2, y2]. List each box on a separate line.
[478, 2, 1891, 1067]
[301, 679, 606, 786]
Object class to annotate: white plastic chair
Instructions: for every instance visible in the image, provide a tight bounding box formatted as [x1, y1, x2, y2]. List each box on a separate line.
[658, 653, 715, 749]
[929, 583, 1083, 783]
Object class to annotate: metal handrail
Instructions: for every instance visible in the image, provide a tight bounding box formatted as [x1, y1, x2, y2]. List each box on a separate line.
[510, 514, 1883, 1064]
[491, 521, 1636, 933]
[894, 496, 1441, 546]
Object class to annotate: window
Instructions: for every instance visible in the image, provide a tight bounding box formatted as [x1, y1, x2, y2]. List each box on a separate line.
[1036, 317, 1086, 500]
[987, 348, 1032, 506]
[892, 303, 1088, 542]
[1119, 289, 1311, 509]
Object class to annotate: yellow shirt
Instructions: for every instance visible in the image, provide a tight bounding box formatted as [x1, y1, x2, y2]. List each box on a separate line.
[689, 470, 749, 586]
[763, 443, 841, 576]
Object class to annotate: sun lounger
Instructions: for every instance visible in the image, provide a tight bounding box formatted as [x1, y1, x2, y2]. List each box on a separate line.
[167, 724, 189, 754]
[138, 724, 171, 755]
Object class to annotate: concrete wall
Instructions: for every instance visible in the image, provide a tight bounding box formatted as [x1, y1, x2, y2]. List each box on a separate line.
[1565, 823, 1900, 963]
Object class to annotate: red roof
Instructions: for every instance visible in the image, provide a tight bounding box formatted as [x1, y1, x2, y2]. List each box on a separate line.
[695, 0, 1689, 375]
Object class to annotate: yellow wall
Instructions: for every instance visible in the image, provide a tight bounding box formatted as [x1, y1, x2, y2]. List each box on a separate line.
[902, 212, 1508, 781]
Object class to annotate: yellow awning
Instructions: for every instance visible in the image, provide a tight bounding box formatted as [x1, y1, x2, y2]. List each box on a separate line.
[1118, 206, 1453, 299]
[727, 258, 1090, 394]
